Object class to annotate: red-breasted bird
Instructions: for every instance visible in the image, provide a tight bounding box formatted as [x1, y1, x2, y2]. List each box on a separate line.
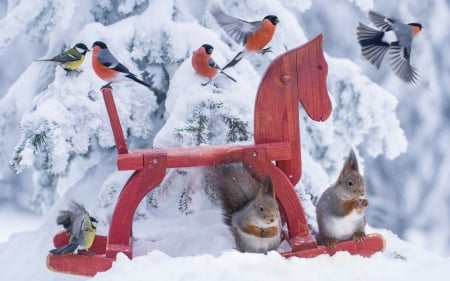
[357, 10, 422, 83]
[192, 44, 237, 86]
[91, 41, 151, 89]
[36, 43, 89, 75]
[210, 5, 279, 71]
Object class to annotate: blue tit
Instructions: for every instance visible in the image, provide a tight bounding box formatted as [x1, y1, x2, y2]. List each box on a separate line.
[49, 201, 98, 255]
[36, 43, 89, 74]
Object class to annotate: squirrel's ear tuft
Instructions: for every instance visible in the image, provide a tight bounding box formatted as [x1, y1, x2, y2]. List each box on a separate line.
[262, 175, 275, 197]
[338, 149, 360, 183]
[346, 149, 359, 172]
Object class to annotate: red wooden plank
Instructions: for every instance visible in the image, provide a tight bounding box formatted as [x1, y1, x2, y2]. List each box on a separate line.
[117, 143, 292, 171]
[47, 253, 114, 276]
[282, 233, 385, 259]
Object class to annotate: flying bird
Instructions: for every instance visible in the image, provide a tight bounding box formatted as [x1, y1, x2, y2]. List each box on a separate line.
[49, 201, 98, 255]
[36, 43, 89, 74]
[191, 44, 237, 86]
[91, 41, 151, 89]
[357, 10, 422, 83]
[210, 5, 279, 70]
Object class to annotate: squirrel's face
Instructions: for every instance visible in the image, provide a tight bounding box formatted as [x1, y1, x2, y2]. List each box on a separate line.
[337, 170, 366, 200]
[254, 196, 279, 225]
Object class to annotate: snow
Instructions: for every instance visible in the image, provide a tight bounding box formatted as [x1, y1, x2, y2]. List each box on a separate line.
[1, 0, 450, 280]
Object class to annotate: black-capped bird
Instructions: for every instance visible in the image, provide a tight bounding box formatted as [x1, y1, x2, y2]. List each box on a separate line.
[49, 201, 98, 255]
[357, 10, 422, 83]
[191, 44, 236, 86]
[36, 43, 89, 74]
[91, 41, 151, 89]
[210, 5, 279, 71]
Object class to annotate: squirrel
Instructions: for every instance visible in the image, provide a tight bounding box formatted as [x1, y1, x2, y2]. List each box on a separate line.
[315, 149, 368, 250]
[211, 163, 281, 253]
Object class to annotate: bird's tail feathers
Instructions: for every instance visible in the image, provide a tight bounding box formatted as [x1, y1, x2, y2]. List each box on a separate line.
[219, 70, 237, 83]
[221, 51, 246, 71]
[49, 242, 79, 255]
[125, 74, 152, 89]
[357, 23, 389, 69]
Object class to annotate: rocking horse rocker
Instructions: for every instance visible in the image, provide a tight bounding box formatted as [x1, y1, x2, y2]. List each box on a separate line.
[47, 34, 385, 276]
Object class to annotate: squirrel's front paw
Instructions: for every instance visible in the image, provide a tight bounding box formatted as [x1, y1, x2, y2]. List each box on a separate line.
[324, 238, 338, 250]
[352, 198, 368, 209]
[352, 231, 366, 242]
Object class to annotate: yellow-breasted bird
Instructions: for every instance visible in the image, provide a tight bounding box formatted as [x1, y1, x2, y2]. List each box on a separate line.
[49, 201, 98, 255]
[36, 43, 89, 74]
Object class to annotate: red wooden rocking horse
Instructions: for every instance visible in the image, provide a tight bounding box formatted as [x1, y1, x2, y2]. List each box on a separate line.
[47, 34, 385, 276]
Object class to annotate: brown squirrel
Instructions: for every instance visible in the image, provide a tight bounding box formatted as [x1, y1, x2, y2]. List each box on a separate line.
[211, 163, 281, 253]
[315, 149, 368, 250]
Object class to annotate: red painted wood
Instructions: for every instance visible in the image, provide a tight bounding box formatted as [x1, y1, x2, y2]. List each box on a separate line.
[297, 34, 331, 122]
[116, 143, 292, 171]
[254, 34, 331, 186]
[106, 153, 167, 259]
[282, 234, 386, 259]
[102, 87, 128, 154]
[47, 253, 114, 276]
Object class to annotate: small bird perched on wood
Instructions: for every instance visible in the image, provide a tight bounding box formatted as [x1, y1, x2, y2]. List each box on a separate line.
[35, 43, 89, 74]
[91, 41, 151, 89]
[357, 10, 422, 83]
[210, 5, 279, 71]
[191, 44, 236, 86]
[49, 201, 98, 255]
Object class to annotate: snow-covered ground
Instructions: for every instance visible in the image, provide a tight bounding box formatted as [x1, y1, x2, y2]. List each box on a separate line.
[0, 201, 42, 242]
[1, 205, 449, 281]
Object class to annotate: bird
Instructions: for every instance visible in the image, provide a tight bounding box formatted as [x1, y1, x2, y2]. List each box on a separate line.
[35, 43, 89, 74]
[357, 10, 422, 83]
[91, 41, 151, 89]
[210, 5, 279, 71]
[49, 201, 98, 255]
[191, 44, 237, 86]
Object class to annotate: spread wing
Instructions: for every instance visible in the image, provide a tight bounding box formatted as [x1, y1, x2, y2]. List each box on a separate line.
[368, 10, 396, 31]
[97, 48, 130, 73]
[56, 201, 90, 239]
[210, 5, 261, 45]
[389, 44, 418, 83]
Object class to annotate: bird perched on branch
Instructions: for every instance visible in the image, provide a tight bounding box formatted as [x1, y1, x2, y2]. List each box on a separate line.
[210, 5, 279, 71]
[192, 44, 236, 86]
[91, 41, 151, 89]
[35, 43, 89, 74]
[49, 201, 98, 255]
[357, 10, 422, 83]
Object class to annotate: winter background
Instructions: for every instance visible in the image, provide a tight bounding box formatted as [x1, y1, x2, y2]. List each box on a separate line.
[0, 0, 449, 280]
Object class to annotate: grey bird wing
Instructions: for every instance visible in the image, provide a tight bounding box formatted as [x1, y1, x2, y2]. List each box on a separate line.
[368, 10, 395, 31]
[38, 50, 82, 63]
[389, 44, 418, 83]
[51, 51, 82, 62]
[208, 57, 221, 69]
[97, 48, 131, 74]
[56, 201, 90, 238]
[210, 5, 261, 45]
